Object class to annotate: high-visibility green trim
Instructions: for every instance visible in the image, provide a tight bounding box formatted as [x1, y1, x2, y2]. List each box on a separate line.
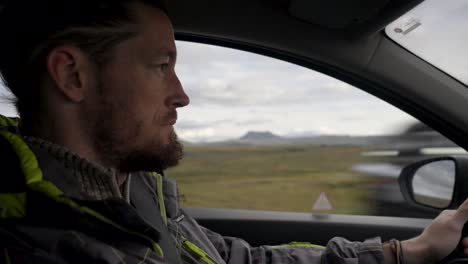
[3, 248, 11, 264]
[0, 131, 60, 196]
[0, 116, 20, 129]
[183, 240, 218, 264]
[0, 193, 26, 218]
[0, 131, 41, 183]
[0, 130, 165, 258]
[150, 172, 167, 226]
[271, 241, 325, 249]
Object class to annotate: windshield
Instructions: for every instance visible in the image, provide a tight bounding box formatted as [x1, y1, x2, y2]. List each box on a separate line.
[385, 0, 468, 86]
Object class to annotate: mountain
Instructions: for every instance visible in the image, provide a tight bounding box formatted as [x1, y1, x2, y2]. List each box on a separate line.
[194, 129, 457, 149]
[240, 131, 281, 141]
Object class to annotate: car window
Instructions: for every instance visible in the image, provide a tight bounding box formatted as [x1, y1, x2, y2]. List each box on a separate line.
[0, 83, 15, 117]
[386, 0, 468, 86]
[168, 41, 466, 218]
[0, 41, 465, 218]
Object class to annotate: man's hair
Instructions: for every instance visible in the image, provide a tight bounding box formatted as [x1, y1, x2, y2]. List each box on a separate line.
[0, 0, 167, 132]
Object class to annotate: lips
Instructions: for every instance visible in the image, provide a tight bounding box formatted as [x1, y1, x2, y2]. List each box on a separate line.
[162, 112, 178, 125]
[166, 118, 177, 125]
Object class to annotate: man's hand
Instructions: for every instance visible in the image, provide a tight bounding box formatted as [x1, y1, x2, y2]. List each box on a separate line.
[402, 198, 468, 264]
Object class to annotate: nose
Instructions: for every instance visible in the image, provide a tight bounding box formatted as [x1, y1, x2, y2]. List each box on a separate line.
[170, 74, 190, 108]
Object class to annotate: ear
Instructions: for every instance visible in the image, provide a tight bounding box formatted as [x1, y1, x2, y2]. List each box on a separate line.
[46, 46, 95, 103]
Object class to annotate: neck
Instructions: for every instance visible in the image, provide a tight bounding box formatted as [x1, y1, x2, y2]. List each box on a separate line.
[24, 136, 126, 200]
[28, 114, 128, 187]
[116, 172, 129, 188]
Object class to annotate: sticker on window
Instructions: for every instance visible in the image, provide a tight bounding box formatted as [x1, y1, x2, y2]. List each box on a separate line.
[393, 17, 422, 35]
[312, 192, 333, 211]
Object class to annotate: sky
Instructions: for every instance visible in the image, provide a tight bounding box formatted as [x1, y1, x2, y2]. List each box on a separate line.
[2, 0, 466, 143]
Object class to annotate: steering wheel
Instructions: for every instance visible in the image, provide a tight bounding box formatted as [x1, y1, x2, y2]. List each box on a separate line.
[439, 225, 468, 264]
[439, 255, 468, 264]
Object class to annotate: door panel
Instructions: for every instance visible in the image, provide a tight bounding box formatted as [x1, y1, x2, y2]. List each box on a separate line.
[186, 207, 431, 247]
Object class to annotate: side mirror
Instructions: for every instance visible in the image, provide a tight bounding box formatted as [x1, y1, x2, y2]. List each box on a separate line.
[399, 157, 468, 211]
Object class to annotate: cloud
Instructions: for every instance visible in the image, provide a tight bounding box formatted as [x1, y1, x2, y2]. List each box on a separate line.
[177, 128, 217, 142]
[176, 41, 375, 109]
[180, 70, 368, 108]
[176, 119, 232, 130]
[234, 119, 270, 126]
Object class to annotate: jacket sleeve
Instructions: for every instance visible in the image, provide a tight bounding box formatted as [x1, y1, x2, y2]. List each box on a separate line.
[0, 226, 65, 264]
[200, 226, 386, 264]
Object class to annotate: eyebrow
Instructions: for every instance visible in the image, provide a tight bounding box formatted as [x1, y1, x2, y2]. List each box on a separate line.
[150, 49, 177, 61]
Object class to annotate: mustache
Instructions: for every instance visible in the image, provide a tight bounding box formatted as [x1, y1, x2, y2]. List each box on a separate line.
[160, 111, 178, 124]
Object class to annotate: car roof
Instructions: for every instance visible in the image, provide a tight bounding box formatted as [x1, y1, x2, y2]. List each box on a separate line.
[169, 0, 423, 63]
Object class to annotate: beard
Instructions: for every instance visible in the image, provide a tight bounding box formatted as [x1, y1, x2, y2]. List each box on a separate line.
[117, 131, 184, 173]
[92, 108, 184, 173]
[89, 79, 184, 174]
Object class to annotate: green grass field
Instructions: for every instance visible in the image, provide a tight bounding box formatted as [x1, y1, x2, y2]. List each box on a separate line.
[166, 145, 378, 215]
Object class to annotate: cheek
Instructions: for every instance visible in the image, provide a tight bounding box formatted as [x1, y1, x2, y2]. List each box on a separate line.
[107, 77, 155, 115]
[102, 63, 168, 130]
[133, 72, 167, 114]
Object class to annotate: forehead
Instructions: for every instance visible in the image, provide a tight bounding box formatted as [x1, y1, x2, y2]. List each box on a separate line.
[133, 3, 176, 53]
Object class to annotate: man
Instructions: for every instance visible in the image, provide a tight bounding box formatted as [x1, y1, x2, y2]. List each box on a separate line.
[0, 0, 467, 263]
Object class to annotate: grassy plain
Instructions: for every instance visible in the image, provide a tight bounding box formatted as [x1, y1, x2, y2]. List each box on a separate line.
[166, 145, 378, 215]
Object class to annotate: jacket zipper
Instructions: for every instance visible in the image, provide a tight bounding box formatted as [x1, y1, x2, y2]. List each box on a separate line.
[182, 239, 218, 264]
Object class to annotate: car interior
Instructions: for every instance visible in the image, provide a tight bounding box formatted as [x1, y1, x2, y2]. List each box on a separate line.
[165, 0, 468, 248]
[1, 0, 468, 259]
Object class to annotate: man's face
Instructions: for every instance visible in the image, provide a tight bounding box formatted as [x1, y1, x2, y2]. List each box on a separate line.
[87, 4, 190, 172]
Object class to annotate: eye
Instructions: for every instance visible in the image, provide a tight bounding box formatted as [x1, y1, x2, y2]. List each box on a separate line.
[160, 63, 169, 72]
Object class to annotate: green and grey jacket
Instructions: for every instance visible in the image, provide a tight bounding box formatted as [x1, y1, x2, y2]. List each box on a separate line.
[0, 115, 386, 263]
